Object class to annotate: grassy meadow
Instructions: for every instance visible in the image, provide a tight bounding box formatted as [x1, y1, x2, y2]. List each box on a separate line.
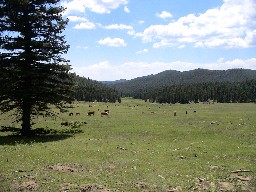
[0, 98, 255, 191]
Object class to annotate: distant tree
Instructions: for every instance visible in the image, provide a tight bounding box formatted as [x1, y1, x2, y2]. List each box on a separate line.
[0, 0, 74, 136]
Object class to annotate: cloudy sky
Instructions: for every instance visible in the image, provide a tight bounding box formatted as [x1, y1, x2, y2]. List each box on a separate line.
[61, 0, 256, 81]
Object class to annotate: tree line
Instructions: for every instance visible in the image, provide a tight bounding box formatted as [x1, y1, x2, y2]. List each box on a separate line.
[132, 79, 256, 104]
[110, 69, 256, 98]
[73, 76, 121, 103]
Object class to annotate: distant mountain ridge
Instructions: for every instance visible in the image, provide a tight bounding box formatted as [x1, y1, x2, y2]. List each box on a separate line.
[104, 68, 256, 97]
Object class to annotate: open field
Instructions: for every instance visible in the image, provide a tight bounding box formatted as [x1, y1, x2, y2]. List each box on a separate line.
[0, 98, 255, 191]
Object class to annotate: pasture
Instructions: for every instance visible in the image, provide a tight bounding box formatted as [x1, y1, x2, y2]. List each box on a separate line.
[0, 98, 255, 191]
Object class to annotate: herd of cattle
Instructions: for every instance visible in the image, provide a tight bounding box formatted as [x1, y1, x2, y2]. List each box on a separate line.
[61, 103, 198, 127]
[60, 106, 110, 127]
[66, 103, 197, 119]
[68, 109, 110, 117]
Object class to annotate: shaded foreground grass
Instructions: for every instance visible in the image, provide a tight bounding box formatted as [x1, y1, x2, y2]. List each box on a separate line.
[0, 98, 255, 191]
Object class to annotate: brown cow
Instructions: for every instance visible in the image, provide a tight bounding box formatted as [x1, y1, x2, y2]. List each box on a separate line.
[101, 112, 108, 117]
[87, 111, 95, 116]
[69, 112, 73, 116]
[76, 112, 80, 116]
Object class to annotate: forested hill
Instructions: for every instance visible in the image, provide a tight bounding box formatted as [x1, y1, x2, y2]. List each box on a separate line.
[104, 69, 256, 103]
[73, 76, 121, 102]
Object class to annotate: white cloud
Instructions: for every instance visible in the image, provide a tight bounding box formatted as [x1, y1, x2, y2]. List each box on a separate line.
[136, 48, 148, 54]
[124, 6, 130, 13]
[103, 24, 133, 30]
[62, 0, 128, 15]
[61, 0, 85, 15]
[220, 58, 256, 69]
[97, 37, 126, 47]
[73, 21, 96, 29]
[67, 16, 98, 30]
[134, 0, 256, 48]
[127, 29, 137, 36]
[156, 11, 173, 19]
[72, 58, 256, 81]
[67, 16, 88, 22]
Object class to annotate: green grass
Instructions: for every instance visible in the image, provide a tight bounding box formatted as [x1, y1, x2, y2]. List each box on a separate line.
[0, 98, 255, 191]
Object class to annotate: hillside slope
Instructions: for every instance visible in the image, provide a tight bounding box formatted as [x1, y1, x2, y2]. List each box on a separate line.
[106, 69, 256, 97]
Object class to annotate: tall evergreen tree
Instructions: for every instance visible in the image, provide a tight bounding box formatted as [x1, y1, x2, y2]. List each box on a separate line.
[0, 0, 74, 136]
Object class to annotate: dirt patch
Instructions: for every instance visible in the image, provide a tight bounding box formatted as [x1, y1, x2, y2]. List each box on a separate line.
[59, 183, 114, 191]
[166, 185, 182, 192]
[228, 173, 255, 191]
[230, 173, 253, 181]
[79, 183, 113, 192]
[191, 172, 255, 192]
[191, 178, 216, 191]
[218, 182, 235, 191]
[134, 181, 161, 191]
[16, 181, 38, 191]
[60, 183, 78, 191]
[48, 165, 76, 173]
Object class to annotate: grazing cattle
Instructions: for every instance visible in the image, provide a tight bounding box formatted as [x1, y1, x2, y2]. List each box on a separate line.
[174, 111, 177, 116]
[194, 110, 197, 113]
[101, 112, 108, 117]
[69, 112, 73, 116]
[87, 111, 95, 116]
[76, 113, 80, 116]
[61, 122, 69, 126]
[104, 109, 110, 113]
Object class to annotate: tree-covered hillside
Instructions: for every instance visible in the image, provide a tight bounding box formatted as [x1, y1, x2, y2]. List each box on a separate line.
[138, 80, 256, 103]
[73, 76, 121, 102]
[106, 69, 256, 103]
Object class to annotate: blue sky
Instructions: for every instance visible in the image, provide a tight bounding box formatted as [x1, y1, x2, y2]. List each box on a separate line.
[61, 0, 256, 81]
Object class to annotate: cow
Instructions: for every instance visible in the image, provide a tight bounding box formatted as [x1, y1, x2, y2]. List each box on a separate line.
[101, 112, 108, 117]
[76, 113, 80, 116]
[69, 112, 73, 116]
[61, 122, 69, 126]
[87, 111, 95, 116]
[104, 109, 110, 113]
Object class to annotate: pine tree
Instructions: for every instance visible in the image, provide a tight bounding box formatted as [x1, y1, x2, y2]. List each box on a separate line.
[0, 0, 74, 136]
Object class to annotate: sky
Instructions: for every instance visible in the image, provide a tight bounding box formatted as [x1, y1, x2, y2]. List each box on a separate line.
[61, 0, 256, 81]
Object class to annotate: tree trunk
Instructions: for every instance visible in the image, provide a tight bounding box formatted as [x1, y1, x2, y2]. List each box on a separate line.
[21, 99, 32, 136]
